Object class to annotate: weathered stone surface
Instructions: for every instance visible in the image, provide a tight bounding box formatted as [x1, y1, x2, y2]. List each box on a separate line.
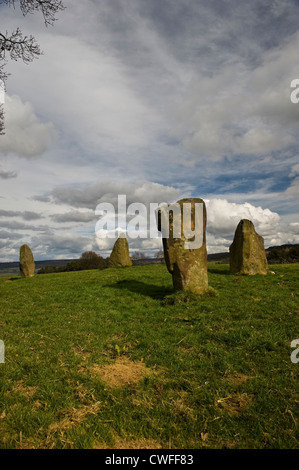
[157, 198, 209, 294]
[108, 236, 132, 268]
[229, 219, 268, 275]
[20, 244, 35, 277]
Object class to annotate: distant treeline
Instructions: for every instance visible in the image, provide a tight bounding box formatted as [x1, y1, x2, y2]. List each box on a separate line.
[266, 244, 299, 264]
[37, 251, 106, 274]
[37, 250, 165, 274]
[207, 244, 299, 265]
[37, 250, 164, 274]
[6, 244, 299, 276]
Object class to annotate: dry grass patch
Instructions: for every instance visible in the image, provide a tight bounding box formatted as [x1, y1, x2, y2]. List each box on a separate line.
[88, 357, 155, 388]
[72, 346, 91, 362]
[8, 380, 38, 399]
[114, 435, 163, 449]
[225, 373, 252, 386]
[17, 436, 39, 449]
[131, 393, 156, 409]
[171, 391, 197, 421]
[48, 401, 101, 434]
[216, 393, 253, 415]
[71, 381, 98, 404]
[94, 432, 163, 449]
[32, 400, 42, 410]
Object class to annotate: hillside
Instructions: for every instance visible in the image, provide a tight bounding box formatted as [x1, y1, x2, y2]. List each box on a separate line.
[0, 263, 298, 449]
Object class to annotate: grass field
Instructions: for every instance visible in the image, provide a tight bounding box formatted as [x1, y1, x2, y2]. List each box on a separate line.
[0, 263, 298, 449]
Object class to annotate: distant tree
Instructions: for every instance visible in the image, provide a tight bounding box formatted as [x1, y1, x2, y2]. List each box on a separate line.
[64, 260, 80, 272]
[0, 0, 65, 132]
[37, 265, 57, 274]
[77, 251, 106, 270]
[266, 245, 299, 264]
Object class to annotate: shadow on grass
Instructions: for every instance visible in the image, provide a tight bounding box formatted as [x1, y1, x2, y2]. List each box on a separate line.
[106, 279, 173, 300]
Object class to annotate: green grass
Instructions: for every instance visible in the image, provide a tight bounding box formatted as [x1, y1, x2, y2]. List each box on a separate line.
[0, 263, 298, 449]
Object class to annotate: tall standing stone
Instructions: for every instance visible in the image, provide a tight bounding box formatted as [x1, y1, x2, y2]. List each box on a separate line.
[157, 198, 209, 294]
[20, 244, 35, 277]
[229, 219, 268, 275]
[108, 236, 132, 268]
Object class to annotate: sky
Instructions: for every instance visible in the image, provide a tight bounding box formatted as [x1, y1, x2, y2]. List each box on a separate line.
[0, 0, 299, 261]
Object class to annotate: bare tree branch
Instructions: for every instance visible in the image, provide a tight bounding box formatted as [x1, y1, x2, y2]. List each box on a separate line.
[0, 29, 42, 64]
[0, 104, 4, 135]
[0, 0, 65, 76]
[0, 0, 65, 132]
[0, 65, 6, 134]
[0, 0, 65, 26]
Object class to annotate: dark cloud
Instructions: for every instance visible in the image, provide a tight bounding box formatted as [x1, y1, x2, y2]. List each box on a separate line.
[0, 240, 11, 249]
[136, 0, 299, 67]
[22, 211, 44, 221]
[33, 195, 51, 203]
[0, 168, 17, 179]
[51, 211, 96, 223]
[0, 220, 50, 232]
[0, 230, 23, 240]
[0, 210, 43, 220]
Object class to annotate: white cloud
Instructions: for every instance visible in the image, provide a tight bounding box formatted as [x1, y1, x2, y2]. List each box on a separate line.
[206, 198, 280, 238]
[30, 232, 98, 258]
[234, 128, 295, 155]
[0, 95, 55, 158]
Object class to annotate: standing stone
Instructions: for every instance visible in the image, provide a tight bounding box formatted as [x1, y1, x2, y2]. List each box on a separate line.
[20, 244, 35, 277]
[108, 236, 132, 268]
[157, 198, 209, 294]
[229, 219, 268, 275]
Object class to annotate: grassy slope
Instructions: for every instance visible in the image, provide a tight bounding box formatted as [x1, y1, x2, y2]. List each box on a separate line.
[0, 264, 298, 449]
